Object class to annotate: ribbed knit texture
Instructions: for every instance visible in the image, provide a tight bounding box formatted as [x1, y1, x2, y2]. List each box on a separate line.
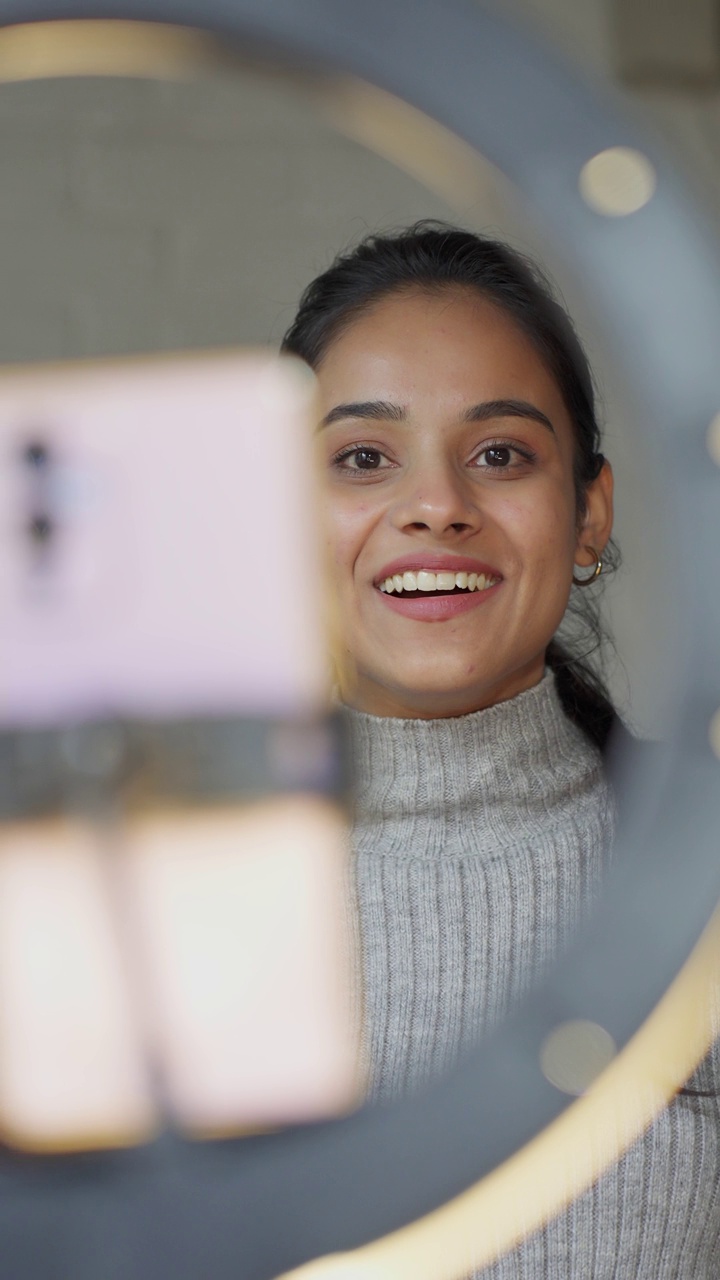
[346, 673, 720, 1278]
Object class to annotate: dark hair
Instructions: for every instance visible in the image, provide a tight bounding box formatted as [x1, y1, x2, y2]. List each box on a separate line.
[282, 221, 619, 749]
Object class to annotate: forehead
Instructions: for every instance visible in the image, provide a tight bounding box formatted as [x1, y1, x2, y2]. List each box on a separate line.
[317, 287, 569, 424]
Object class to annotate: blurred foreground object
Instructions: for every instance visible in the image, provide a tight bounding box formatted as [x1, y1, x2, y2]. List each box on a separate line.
[0, 0, 719, 1277]
[0, 354, 358, 1152]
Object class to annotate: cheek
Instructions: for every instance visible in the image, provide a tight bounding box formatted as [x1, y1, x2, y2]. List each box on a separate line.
[496, 484, 577, 564]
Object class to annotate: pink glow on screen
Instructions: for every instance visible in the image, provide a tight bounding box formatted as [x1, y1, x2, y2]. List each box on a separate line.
[0, 355, 327, 725]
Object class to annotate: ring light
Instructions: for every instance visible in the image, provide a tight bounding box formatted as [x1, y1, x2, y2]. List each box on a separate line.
[0, 5, 718, 1278]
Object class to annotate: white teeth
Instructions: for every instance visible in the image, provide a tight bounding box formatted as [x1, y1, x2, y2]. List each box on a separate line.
[379, 569, 499, 594]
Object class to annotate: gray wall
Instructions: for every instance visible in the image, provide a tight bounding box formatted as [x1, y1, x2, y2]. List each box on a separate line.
[0, 4, 718, 734]
[0, 71, 471, 363]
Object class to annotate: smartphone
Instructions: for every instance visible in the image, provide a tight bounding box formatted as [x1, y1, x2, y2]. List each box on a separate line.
[0, 352, 328, 724]
[0, 353, 360, 1151]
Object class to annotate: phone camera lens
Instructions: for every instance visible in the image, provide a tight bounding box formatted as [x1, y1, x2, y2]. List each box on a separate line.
[24, 441, 50, 469]
[29, 514, 53, 544]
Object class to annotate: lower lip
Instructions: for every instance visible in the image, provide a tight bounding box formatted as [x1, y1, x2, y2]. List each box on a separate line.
[376, 583, 501, 620]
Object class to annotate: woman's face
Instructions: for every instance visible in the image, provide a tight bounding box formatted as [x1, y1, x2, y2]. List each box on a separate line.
[316, 287, 613, 718]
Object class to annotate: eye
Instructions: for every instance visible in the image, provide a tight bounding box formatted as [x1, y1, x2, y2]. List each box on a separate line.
[481, 445, 513, 468]
[471, 440, 536, 473]
[332, 445, 392, 473]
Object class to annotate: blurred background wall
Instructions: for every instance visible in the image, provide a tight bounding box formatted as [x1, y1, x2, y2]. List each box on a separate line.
[0, 0, 717, 734]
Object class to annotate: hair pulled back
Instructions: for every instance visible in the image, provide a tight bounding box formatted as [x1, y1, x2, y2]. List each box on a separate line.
[282, 221, 618, 749]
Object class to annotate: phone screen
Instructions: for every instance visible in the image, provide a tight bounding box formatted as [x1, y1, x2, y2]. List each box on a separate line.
[0, 354, 359, 1152]
[0, 353, 327, 725]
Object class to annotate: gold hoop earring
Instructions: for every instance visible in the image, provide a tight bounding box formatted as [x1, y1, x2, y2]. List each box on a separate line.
[572, 546, 602, 587]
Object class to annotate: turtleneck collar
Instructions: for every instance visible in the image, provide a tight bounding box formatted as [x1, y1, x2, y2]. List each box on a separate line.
[344, 672, 606, 858]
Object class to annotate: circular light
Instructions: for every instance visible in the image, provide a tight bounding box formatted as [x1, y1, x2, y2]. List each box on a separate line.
[579, 146, 657, 216]
[540, 1020, 617, 1095]
[0, 6, 719, 1280]
[710, 709, 720, 760]
[707, 413, 720, 465]
[0, 19, 220, 79]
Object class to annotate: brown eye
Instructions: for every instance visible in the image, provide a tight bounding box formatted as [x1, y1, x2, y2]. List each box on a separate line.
[471, 442, 536, 474]
[331, 444, 395, 476]
[484, 446, 512, 467]
[353, 448, 382, 469]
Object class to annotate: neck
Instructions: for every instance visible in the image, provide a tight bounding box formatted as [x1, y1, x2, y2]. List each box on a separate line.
[341, 656, 546, 720]
[346, 671, 607, 851]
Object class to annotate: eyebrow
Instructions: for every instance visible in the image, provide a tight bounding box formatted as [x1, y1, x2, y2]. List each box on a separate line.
[319, 400, 406, 429]
[319, 397, 555, 434]
[462, 398, 555, 435]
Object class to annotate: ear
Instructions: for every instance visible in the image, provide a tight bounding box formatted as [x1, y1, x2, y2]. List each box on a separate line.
[575, 459, 614, 566]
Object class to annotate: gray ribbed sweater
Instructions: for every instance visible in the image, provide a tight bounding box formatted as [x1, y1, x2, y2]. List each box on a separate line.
[347, 673, 720, 1278]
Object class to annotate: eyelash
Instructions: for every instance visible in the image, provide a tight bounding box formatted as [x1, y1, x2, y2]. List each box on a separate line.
[331, 444, 394, 474]
[331, 438, 538, 476]
[471, 438, 538, 471]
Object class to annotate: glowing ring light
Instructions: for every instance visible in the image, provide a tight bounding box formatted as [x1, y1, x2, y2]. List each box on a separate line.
[0, 6, 719, 1279]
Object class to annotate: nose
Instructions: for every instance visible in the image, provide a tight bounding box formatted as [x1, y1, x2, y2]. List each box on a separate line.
[389, 460, 480, 539]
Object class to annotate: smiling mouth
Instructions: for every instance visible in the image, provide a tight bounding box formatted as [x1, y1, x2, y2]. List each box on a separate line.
[378, 570, 501, 596]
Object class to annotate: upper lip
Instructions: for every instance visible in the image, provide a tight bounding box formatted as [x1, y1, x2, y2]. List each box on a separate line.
[373, 553, 503, 585]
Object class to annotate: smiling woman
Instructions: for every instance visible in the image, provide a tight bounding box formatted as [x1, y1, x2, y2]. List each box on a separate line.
[281, 222, 720, 1279]
[283, 223, 615, 733]
[310, 285, 613, 721]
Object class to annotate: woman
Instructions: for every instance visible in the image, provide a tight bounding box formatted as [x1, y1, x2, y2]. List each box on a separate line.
[282, 223, 720, 1277]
